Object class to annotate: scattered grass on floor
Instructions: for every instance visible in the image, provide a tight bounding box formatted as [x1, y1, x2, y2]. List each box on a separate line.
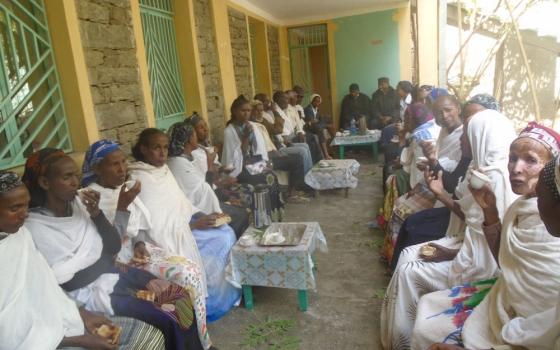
[358, 238, 384, 250]
[241, 317, 301, 350]
[373, 287, 387, 299]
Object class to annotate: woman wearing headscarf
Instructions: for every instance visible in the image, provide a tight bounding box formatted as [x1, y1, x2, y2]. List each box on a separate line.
[380, 107, 517, 350]
[0, 171, 166, 350]
[82, 140, 212, 349]
[222, 95, 284, 221]
[167, 122, 250, 237]
[380, 102, 441, 262]
[22, 149, 204, 350]
[412, 123, 560, 348]
[128, 128, 241, 322]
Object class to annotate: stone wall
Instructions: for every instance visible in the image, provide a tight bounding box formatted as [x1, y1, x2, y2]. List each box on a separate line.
[76, 0, 148, 152]
[497, 30, 558, 130]
[267, 24, 282, 92]
[193, 0, 226, 144]
[228, 7, 253, 99]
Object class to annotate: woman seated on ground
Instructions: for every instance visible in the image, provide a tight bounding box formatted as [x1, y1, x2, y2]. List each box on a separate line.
[250, 99, 310, 202]
[380, 102, 441, 262]
[411, 122, 560, 348]
[81, 140, 212, 349]
[128, 129, 241, 322]
[222, 95, 285, 221]
[385, 95, 464, 270]
[303, 94, 333, 160]
[388, 94, 501, 271]
[381, 106, 517, 350]
[167, 122, 249, 238]
[0, 171, 166, 350]
[22, 149, 203, 350]
[189, 112, 254, 209]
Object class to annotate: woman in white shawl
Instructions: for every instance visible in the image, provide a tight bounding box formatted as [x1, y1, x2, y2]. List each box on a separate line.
[0, 172, 165, 350]
[81, 140, 212, 349]
[128, 128, 241, 322]
[381, 107, 516, 350]
[412, 122, 560, 348]
[222, 95, 284, 221]
[22, 149, 204, 350]
[167, 121, 250, 238]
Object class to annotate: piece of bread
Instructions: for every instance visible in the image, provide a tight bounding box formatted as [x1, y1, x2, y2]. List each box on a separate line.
[131, 256, 150, 265]
[420, 245, 436, 257]
[136, 290, 156, 302]
[94, 324, 122, 345]
[213, 213, 231, 227]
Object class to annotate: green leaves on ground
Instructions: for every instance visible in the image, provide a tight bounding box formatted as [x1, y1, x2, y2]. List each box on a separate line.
[242, 317, 300, 350]
[358, 238, 383, 250]
[373, 287, 387, 299]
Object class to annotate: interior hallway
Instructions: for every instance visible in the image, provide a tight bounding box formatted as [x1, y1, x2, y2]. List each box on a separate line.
[208, 153, 389, 349]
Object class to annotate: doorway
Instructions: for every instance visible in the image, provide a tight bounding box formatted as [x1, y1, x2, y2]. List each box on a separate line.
[288, 24, 332, 117]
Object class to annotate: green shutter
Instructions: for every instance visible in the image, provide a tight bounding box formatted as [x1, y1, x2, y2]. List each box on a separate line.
[139, 0, 186, 130]
[0, 0, 72, 170]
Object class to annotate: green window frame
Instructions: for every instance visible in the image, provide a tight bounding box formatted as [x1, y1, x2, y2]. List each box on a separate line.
[0, 0, 72, 170]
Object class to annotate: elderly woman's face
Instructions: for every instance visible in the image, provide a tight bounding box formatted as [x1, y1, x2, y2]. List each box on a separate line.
[194, 120, 209, 143]
[536, 170, 560, 236]
[39, 157, 80, 202]
[141, 133, 169, 167]
[508, 138, 551, 196]
[96, 149, 127, 188]
[0, 185, 30, 234]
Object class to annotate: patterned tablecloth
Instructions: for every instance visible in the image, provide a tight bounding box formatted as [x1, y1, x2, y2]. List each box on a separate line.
[331, 130, 381, 146]
[304, 159, 360, 190]
[225, 222, 327, 291]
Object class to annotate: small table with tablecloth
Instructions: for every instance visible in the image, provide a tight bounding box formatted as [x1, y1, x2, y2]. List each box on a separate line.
[331, 130, 381, 161]
[304, 159, 360, 197]
[225, 222, 327, 311]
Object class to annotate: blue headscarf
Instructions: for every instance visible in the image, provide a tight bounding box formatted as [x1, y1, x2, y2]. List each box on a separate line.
[82, 139, 120, 186]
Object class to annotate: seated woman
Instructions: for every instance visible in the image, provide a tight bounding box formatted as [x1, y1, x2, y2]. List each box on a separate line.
[303, 94, 333, 160]
[250, 99, 310, 202]
[0, 171, 165, 350]
[81, 140, 212, 349]
[222, 95, 284, 222]
[421, 131, 560, 350]
[189, 113, 254, 209]
[381, 108, 517, 349]
[386, 95, 465, 270]
[380, 103, 441, 262]
[167, 122, 249, 238]
[22, 149, 203, 350]
[128, 129, 241, 322]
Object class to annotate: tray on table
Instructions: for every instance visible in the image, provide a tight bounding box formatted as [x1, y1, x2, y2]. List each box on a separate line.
[258, 223, 306, 246]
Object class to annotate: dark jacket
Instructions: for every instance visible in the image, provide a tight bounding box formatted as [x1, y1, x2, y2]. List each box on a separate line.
[304, 104, 318, 123]
[371, 87, 400, 121]
[339, 93, 372, 129]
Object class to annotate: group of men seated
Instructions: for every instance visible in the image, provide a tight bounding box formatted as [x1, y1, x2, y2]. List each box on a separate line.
[0, 84, 336, 349]
[374, 82, 560, 350]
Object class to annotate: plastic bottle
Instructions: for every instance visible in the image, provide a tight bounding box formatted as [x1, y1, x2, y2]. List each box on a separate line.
[350, 118, 357, 135]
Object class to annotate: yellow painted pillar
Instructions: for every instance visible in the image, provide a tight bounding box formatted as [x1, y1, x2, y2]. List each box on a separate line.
[210, 0, 238, 121]
[173, 0, 208, 118]
[416, 0, 439, 85]
[129, 0, 156, 128]
[394, 5, 412, 82]
[326, 21, 339, 127]
[278, 26, 292, 90]
[44, 0, 99, 151]
[250, 18, 272, 96]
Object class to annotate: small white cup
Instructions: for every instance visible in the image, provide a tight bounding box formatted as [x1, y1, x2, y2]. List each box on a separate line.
[416, 156, 428, 165]
[469, 169, 491, 189]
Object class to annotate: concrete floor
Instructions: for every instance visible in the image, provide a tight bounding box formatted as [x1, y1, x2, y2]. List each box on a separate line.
[208, 153, 390, 350]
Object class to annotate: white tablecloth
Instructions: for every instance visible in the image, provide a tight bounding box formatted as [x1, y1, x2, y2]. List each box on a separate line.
[304, 159, 360, 190]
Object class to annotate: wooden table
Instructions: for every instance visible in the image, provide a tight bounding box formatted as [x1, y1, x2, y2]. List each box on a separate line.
[331, 131, 381, 161]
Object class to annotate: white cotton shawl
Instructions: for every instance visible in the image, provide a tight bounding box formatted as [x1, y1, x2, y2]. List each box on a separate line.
[0, 227, 84, 350]
[87, 182, 152, 263]
[463, 196, 560, 349]
[26, 199, 119, 314]
[128, 161, 207, 294]
[276, 108, 295, 136]
[167, 155, 222, 215]
[436, 124, 463, 172]
[222, 122, 268, 178]
[447, 109, 517, 286]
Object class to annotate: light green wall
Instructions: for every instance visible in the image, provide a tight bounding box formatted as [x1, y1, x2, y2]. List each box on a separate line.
[333, 10, 401, 104]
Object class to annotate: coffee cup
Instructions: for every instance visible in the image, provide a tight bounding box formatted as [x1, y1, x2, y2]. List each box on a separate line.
[469, 169, 491, 189]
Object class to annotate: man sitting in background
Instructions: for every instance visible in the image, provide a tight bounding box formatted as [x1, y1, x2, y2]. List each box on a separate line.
[339, 83, 372, 129]
[371, 77, 400, 129]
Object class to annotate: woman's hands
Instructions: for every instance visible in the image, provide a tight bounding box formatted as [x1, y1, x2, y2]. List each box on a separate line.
[420, 140, 438, 165]
[131, 241, 150, 266]
[80, 189, 101, 218]
[425, 168, 445, 198]
[428, 344, 466, 350]
[190, 214, 217, 230]
[116, 181, 141, 212]
[420, 243, 459, 262]
[469, 184, 500, 226]
[80, 308, 114, 335]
